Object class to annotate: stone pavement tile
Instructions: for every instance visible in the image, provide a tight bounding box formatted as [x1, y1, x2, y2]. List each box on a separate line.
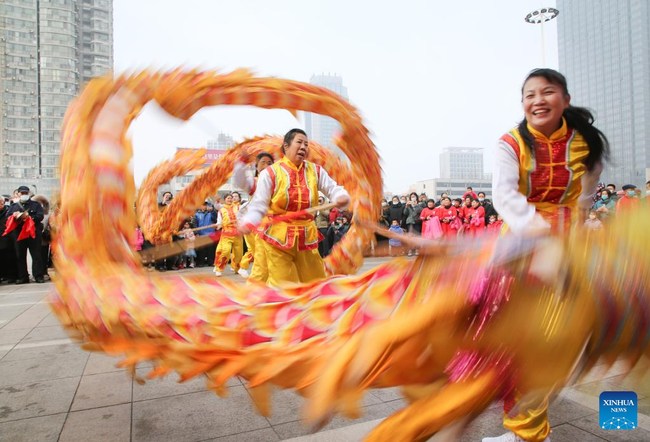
[71, 371, 132, 411]
[83, 352, 156, 375]
[0, 376, 79, 423]
[133, 367, 239, 402]
[458, 408, 507, 442]
[203, 428, 280, 442]
[1, 305, 51, 331]
[549, 423, 607, 441]
[605, 373, 650, 399]
[132, 387, 269, 442]
[547, 397, 597, 425]
[20, 324, 71, 343]
[384, 398, 408, 412]
[84, 352, 127, 375]
[0, 293, 48, 307]
[2, 341, 83, 362]
[573, 378, 629, 399]
[0, 349, 88, 387]
[638, 397, 650, 415]
[36, 313, 64, 328]
[272, 403, 395, 440]
[0, 412, 67, 442]
[249, 388, 382, 426]
[571, 413, 650, 441]
[59, 403, 131, 442]
[368, 387, 403, 402]
[0, 328, 31, 345]
[0, 351, 6, 361]
[576, 359, 636, 386]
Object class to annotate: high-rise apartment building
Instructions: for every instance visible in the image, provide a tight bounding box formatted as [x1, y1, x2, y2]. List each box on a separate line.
[439, 147, 484, 180]
[557, 0, 650, 187]
[303, 74, 348, 154]
[0, 0, 113, 196]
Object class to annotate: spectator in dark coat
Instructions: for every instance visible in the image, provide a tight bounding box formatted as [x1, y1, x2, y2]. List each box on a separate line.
[7, 186, 44, 284]
[385, 196, 405, 227]
[0, 201, 18, 283]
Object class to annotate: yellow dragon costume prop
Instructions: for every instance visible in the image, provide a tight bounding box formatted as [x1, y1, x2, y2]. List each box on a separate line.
[51, 69, 650, 441]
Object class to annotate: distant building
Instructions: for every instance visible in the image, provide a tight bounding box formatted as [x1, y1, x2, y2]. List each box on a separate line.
[557, 0, 650, 188]
[440, 147, 484, 180]
[0, 0, 114, 197]
[165, 135, 250, 201]
[303, 74, 348, 156]
[415, 178, 492, 200]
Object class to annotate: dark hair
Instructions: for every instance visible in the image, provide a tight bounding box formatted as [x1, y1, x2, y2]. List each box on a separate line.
[409, 192, 418, 200]
[426, 198, 435, 205]
[518, 68, 609, 172]
[162, 191, 173, 198]
[607, 184, 616, 189]
[467, 187, 472, 191]
[441, 196, 451, 204]
[478, 191, 486, 197]
[454, 198, 462, 203]
[282, 128, 307, 154]
[646, 180, 650, 186]
[231, 191, 241, 199]
[601, 189, 611, 198]
[255, 152, 274, 176]
[470, 198, 480, 204]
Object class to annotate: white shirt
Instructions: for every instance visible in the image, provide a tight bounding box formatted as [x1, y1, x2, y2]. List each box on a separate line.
[492, 139, 602, 235]
[232, 161, 255, 194]
[240, 160, 349, 228]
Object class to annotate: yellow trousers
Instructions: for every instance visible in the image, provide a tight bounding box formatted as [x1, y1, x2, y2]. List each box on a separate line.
[214, 235, 243, 272]
[248, 235, 269, 283]
[263, 241, 325, 286]
[240, 234, 255, 270]
[503, 394, 550, 442]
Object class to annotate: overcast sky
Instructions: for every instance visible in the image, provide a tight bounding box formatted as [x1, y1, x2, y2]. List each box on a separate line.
[114, 0, 558, 194]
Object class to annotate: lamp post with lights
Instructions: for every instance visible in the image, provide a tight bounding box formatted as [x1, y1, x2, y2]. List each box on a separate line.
[525, 7, 559, 67]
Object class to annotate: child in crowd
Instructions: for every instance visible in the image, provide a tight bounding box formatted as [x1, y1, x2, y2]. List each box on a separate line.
[584, 211, 603, 231]
[388, 219, 404, 257]
[179, 221, 197, 268]
[486, 214, 504, 235]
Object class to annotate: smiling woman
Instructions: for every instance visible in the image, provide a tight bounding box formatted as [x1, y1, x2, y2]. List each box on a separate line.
[487, 68, 611, 442]
[493, 68, 610, 236]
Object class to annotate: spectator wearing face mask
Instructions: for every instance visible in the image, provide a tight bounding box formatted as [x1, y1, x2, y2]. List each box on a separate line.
[584, 210, 603, 230]
[0, 199, 18, 283]
[592, 189, 617, 221]
[6, 186, 45, 284]
[617, 184, 639, 214]
[315, 196, 331, 257]
[386, 196, 405, 227]
[477, 192, 495, 225]
[404, 192, 422, 234]
[486, 213, 504, 235]
[606, 184, 619, 202]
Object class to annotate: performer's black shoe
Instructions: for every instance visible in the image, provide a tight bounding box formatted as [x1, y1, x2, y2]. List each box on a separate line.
[15, 278, 30, 285]
[35, 277, 45, 283]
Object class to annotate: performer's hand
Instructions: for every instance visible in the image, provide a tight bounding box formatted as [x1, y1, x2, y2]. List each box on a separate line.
[335, 195, 350, 208]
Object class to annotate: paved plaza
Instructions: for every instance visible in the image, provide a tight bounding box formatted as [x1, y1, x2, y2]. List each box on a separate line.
[1, 257, 649, 441]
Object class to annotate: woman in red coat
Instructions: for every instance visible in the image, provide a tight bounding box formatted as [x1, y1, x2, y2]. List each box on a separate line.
[419, 199, 437, 238]
[435, 197, 459, 238]
[467, 199, 485, 236]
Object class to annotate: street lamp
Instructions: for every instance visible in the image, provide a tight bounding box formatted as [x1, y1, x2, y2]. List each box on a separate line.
[525, 7, 559, 67]
[31, 183, 38, 194]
